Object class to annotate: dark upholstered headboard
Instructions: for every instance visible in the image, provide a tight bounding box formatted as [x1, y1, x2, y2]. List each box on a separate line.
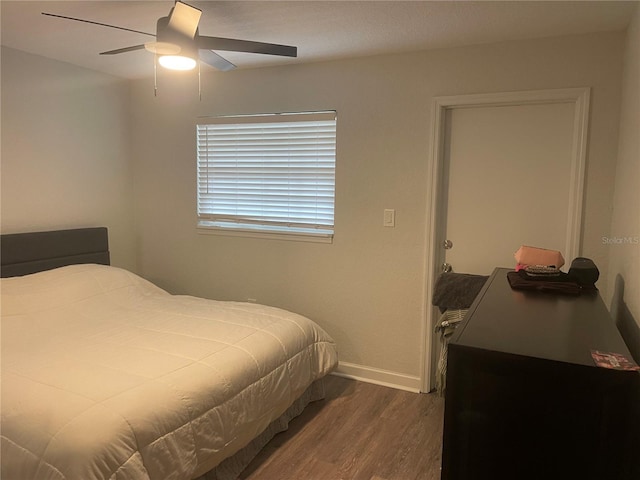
[1, 227, 110, 278]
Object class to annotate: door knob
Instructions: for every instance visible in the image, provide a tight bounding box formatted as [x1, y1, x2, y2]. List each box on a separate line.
[443, 240, 453, 250]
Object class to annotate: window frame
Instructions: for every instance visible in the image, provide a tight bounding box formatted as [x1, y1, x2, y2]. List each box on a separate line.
[196, 111, 336, 243]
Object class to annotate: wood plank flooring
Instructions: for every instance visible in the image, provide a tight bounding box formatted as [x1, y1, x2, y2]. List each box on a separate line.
[239, 375, 445, 480]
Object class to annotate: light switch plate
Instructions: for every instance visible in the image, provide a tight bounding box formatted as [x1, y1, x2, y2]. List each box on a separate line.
[383, 209, 395, 227]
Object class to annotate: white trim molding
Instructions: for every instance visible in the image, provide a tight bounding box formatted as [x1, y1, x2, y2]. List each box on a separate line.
[333, 361, 422, 393]
[420, 87, 591, 393]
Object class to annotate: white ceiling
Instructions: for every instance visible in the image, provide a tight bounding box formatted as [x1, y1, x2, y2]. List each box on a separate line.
[1, 1, 637, 79]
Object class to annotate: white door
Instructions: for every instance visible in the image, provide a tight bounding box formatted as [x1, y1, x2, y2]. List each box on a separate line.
[441, 102, 575, 275]
[423, 88, 590, 393]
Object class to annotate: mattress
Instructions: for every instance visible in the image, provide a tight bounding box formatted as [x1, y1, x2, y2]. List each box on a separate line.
[1, 264, 338, 480]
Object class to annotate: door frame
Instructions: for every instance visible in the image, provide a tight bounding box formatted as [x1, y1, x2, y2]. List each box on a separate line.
[420, 87, 590, 393]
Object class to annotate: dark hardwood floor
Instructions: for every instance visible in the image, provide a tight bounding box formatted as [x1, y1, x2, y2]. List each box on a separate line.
[239, 375, 445, 480]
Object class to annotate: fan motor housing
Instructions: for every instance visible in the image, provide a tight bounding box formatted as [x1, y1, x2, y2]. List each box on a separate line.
[146, 16, 196, 56]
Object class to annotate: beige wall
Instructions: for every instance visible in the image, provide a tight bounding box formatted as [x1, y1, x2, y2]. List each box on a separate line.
[1, 47, 136, 270]
[130, 31, 625, 387]
[0, 31, 630, 387]
[607, 4, 640, 359]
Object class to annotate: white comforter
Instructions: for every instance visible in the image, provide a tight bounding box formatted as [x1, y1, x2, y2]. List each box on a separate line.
[1, 264, 338, 480]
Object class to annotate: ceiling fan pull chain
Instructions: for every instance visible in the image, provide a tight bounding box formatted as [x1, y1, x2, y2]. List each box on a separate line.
[198, 61, 202, 102]
[154, 54, 158, 97]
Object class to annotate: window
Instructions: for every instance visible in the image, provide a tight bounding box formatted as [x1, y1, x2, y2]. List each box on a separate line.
[196, 112, 336, 242]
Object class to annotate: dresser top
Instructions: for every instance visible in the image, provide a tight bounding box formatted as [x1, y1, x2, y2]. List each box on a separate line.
[450, 268, 633, 368]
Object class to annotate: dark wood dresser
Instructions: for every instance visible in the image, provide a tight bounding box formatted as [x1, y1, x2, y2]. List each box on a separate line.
[441, 268, 640, 480]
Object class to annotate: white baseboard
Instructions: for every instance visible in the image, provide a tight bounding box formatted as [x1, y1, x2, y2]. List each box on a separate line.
[332, 361, 422, 393]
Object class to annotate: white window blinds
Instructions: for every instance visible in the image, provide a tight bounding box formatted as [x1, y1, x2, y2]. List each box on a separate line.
[197, 112, 336, 240]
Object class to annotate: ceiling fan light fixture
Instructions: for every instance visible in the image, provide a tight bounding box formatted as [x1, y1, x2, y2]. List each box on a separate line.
[158, 54, 197, 70]
[144, 41, 181, 55]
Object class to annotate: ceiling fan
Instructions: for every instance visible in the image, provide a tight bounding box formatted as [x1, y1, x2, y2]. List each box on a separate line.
[42, 1, 298, 72]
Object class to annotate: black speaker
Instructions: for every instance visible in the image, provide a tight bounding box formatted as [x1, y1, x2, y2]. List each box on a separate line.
[568, 257, 599, 286]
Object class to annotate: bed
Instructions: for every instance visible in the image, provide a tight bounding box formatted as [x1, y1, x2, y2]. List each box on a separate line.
[1, 228, 338, 480]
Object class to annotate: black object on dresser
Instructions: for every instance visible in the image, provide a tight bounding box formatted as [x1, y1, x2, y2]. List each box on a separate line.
[441, 268, 640, 480]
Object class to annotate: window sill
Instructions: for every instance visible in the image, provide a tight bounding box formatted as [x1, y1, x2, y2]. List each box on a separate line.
[197, 222, 334, 244]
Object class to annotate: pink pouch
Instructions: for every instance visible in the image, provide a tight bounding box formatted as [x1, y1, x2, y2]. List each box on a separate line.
[514, 246, 565, 269]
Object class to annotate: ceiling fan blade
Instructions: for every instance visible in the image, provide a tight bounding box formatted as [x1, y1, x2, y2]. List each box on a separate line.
[100, 45, 146, 55]
[167, 1, 202, 39]
[197, 36, 297, 57]
[41, 12, 154, 37]
[199, 50, 236, 71]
